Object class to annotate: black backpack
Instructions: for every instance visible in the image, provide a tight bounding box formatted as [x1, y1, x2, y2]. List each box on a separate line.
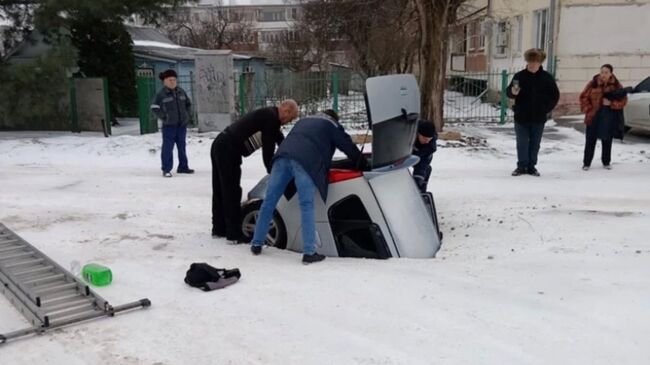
[184, 263, 241, 292]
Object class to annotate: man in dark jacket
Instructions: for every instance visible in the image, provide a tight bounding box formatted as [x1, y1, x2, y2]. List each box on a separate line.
[151, 69, 194, 177]
[507, 48, 560, 177]
[250, 110, 367, 264]
[412, 120, 437, 193]
[211, 100, 299, 243]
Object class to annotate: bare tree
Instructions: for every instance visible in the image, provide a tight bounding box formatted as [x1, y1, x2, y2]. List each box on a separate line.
[163, 4, 255, 50]
[300, 0, 418, 76]
[413, 0, 473, 131]
[264, 22, 332, 72]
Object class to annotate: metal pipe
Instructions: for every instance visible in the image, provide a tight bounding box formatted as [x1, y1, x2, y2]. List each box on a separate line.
[547, 0, 557, 75]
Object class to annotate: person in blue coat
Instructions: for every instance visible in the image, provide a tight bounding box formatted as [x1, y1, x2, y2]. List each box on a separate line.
[150, 69, 194, 178]
[412, 120, 437, 193]
[250, 110, 367, 264]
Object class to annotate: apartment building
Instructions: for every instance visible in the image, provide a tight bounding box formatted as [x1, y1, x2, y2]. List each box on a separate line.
[449, 0, 650, 115]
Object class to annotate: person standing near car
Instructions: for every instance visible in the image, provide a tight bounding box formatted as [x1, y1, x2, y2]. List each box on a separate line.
[412, 120, 437, 193]
[506, 48, 560, 177]
[249, 110, 368, 264]
[579, 64, 628, 170]
[151, 69, 194, 178]
[211, 100, 299, 243]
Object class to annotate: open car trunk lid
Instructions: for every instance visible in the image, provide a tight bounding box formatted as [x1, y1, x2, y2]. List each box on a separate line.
[365, 74, 420, 169]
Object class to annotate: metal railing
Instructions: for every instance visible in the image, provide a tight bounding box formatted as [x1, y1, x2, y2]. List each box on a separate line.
[235, 71, 368, 129]
[444, 70, 515, 124]
[136, 69, 519, 135]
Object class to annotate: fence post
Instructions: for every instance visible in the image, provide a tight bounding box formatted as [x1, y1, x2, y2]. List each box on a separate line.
[102, 77, 112, 136]
[332, 72, 339, 113]
[137, 76, 156, 135]
[69, 77, 80, 133]
[239, 73, 245, 116]
[499, 69, 508, 125]
[189, 71, 197, 127]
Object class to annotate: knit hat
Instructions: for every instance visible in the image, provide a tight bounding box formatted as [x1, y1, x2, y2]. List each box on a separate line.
[322, 109, 340, 122]
[159, 69, 177, 81]
[417, 120, 436, 138]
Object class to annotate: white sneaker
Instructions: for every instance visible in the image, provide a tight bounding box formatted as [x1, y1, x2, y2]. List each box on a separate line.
[163, 172, 172, 178]
[582, 166, 590, 171]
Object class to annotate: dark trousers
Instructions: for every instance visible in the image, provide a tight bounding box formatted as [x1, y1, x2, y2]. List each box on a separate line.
[211, 133, 243, 240]
[413, 165, 432, 193]
[583, 124, 612, 167]
[161, 125, 188, 173]
[515, 123, 545, 170]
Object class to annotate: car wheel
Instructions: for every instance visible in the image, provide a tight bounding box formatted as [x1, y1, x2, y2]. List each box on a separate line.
[241, 200, 287, 249]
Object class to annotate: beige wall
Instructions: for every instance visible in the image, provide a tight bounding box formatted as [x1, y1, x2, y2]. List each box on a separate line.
[482, 0, 650, 115]
[554, 1, 650, 114]
[556, 2, 650, 91]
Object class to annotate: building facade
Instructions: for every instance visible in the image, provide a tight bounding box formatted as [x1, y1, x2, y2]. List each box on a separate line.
[450, 0, 650, 115]
[165, 0, 302, 54]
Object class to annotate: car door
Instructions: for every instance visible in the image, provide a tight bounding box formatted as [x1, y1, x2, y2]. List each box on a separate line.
[624, 77, 650, 130]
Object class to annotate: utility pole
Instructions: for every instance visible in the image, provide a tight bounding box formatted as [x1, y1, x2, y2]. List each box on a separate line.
[547, 0, 557, 76]
[485, 0, 493, 74]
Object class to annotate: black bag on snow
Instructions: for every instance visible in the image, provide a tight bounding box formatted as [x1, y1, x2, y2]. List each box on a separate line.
[184, 263, 241, 292]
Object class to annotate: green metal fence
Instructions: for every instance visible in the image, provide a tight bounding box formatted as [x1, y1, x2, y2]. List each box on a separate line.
[235, 71, 368, 129]
[136, 74, 198, 135]
[136, 70, 518, 133]
[237, 70, 516, 127]
[444, 70, 515, 124]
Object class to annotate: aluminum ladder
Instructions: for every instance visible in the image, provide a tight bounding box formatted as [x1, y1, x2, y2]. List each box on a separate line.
[0, 223, 151, 344]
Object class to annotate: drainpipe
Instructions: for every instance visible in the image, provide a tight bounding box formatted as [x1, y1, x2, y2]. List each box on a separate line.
[547, 0, 557, 76]
[485, 0, 494, 101]
[486, 0, 493, 74]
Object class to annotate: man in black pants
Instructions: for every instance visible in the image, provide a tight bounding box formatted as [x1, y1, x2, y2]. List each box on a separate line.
[506, 48, 560, 177]
[211, 100, 299, 243]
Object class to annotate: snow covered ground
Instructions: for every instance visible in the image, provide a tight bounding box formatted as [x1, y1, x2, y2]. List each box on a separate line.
[0, 122, 649, 364]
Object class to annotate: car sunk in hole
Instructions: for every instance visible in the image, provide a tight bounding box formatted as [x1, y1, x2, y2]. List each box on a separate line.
[241, 74, 442, 259]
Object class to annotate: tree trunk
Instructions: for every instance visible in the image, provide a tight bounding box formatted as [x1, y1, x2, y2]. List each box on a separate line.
[414, 0, 463, 132]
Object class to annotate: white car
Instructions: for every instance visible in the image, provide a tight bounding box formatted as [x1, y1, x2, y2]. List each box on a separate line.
[240, 74, 442, 259]
[624, 77, 650, 132]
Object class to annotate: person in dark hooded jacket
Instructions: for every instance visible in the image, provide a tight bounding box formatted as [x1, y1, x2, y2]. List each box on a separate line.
[249, 110, 367, 264]
[412, 120, 437, 193]
[506, 48, 560, 177]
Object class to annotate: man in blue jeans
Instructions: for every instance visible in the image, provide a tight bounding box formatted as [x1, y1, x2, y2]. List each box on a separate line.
[151, 69, 194, 178]
[506, 49, 559, 177]
[250, 110, 367, 264]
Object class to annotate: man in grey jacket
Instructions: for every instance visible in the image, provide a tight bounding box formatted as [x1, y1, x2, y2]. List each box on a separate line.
[151, 69, 194, 177]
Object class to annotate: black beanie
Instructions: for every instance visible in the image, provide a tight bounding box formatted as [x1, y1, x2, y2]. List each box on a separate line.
[322, 109, 339, 122]
[159, 69, 177, 81]
[418, 120, 436, 138]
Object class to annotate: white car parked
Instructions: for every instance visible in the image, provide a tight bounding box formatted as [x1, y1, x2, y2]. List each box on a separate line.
[241, 74, 442, 259]
[624, 77, 650, 132]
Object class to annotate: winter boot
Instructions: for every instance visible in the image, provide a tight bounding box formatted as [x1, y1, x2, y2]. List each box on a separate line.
[302, 253, 326, 265]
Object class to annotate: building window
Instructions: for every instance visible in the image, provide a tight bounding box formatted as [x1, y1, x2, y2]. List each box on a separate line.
[291, 8, 298, 20]
[534, 8, 549, 50]
[452, 25, 467, 54]
[261, 10, 285, 22]
[494, 21, 508, 56]
[468, 20, 485, 51]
